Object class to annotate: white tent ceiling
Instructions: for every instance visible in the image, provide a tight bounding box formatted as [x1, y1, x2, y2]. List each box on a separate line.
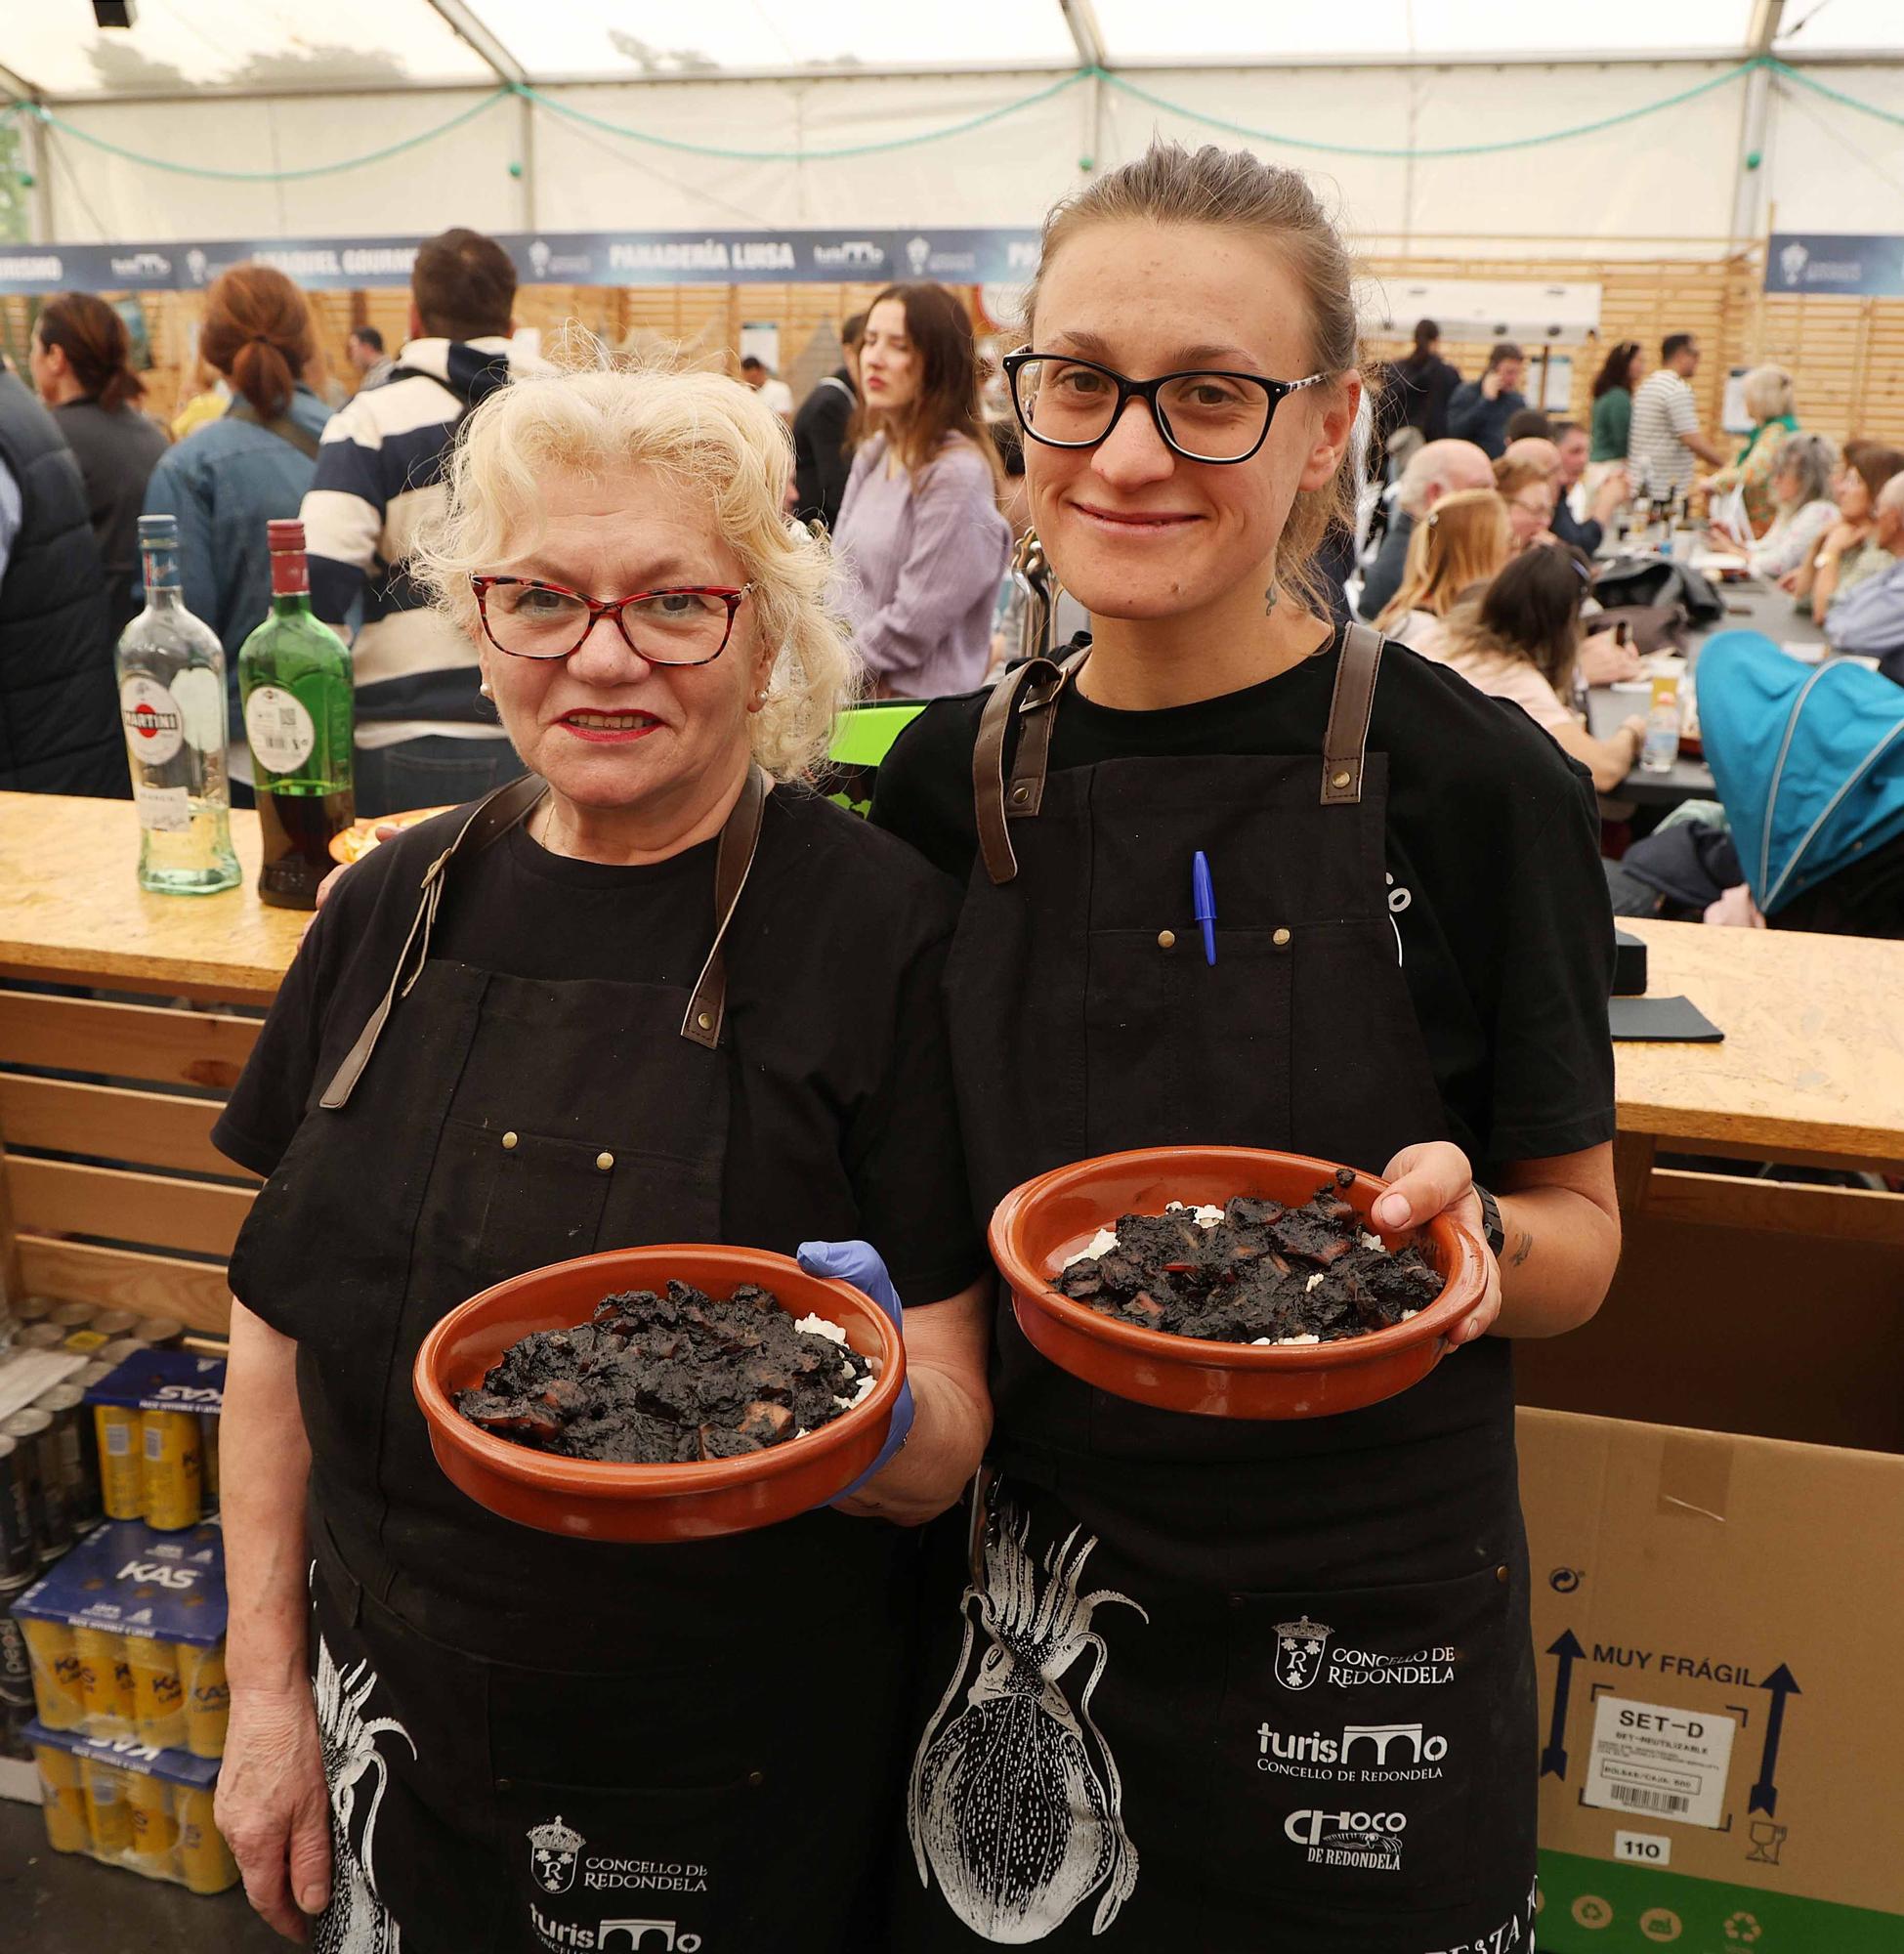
[5, 0, 1904, 100]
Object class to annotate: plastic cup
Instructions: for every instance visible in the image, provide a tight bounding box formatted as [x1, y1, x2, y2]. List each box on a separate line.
[177, 1784, 239, 1892]
[178, 1640, 229, 1759]
[20, 1616, 84, 1730]
[73, 1625, 135, 1736]
[33, 1743, 89, 1853]
[126, 1634, 187, 1750]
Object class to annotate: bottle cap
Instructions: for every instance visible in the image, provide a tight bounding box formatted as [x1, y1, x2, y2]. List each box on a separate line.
[267, 519, 306, 552]
[137, 513, 178, 542]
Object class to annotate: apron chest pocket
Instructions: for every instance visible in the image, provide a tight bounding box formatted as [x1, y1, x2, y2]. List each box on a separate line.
[1204, 1563, 1523, 1914]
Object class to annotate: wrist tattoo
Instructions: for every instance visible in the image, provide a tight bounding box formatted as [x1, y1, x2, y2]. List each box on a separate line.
[1508, 1229, 1534, 1268]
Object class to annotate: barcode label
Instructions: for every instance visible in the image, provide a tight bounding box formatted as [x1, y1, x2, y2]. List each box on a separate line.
[1607, 1784, 1690, 1813]
[1584, 1694, 1735, 1830]
[144, 1423, 163, 1461]
[106, 1423, 132, 1457]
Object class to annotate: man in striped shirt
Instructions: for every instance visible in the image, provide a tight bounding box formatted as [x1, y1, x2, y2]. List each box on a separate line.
[1626, 333, 1726, 499]
[301, 228, 547, 815]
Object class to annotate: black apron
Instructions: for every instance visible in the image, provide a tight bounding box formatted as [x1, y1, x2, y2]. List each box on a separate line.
[232, 771, 915, 1954]
[899, 629, 1538, 1952]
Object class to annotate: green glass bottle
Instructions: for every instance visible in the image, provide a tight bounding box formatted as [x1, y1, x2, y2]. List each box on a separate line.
[115, 513, 242, 895]
[237, 519, 355, 910]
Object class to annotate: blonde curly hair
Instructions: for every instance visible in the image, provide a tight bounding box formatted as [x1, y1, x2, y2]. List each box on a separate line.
[411, 352, 858, 782]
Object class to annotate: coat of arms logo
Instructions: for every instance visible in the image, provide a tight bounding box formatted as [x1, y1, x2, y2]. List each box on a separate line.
[529, 1815, 584, 1895]
[1273, 1617, 1332, 1691]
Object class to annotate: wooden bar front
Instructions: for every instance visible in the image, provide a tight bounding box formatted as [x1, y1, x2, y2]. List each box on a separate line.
[3, 798, 1901, 1412]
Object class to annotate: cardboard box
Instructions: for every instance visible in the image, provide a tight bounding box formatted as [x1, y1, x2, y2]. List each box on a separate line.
[1519, 1408, 1904, 1952]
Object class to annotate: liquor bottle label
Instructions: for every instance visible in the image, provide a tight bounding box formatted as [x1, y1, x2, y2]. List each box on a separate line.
[245, 685, 317, 774]
[120, 677, 186, 767]
[135, 785, 193, 833]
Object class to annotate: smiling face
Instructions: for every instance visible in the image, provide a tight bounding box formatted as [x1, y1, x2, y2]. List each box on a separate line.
[1837, 464, 1873, 522]
[1022, 220, 1354, 626]
[859, 298, 921, 416]
[476, 465, 771, 841]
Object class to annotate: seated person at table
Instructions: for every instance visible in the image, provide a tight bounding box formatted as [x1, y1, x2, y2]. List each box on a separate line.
[1549, 419, 1629, 557]
[1436, 545, 1645, 793]
[1783, 441, 1904, 623]
[1496, 443, 1560, 552]
[1355, 435, 1493, 620]
[1706, 431, 1837, 579]
[1504, 406, 1552, 443]
[1699, 364, 1799, 534]
[1824, 473, 1904, 687]
[1373, 486, 1508, 655]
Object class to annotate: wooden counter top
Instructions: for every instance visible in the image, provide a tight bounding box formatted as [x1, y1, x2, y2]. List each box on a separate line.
[1618, 916, 1904, 1164]
[0, 792, 307, 1003]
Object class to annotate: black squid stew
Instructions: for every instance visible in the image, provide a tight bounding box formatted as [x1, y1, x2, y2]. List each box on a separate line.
[456, 1280, 871, 1463]
[1055, 1168, 1444, 1345]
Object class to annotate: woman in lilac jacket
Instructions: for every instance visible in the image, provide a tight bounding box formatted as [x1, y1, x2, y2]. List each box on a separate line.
[832, 282, 1011, 699]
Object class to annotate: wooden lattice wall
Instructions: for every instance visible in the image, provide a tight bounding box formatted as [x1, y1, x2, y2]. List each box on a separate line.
[7, 254, 1904, 452]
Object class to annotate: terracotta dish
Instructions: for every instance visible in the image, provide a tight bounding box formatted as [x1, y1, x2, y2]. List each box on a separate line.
[414, 1245, 906, 1540]
[991, 1145, 1488, 1421]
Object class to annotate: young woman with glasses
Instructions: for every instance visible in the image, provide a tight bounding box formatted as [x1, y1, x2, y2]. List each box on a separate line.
[872, 144, 1623, 1950]
[209, 362, 993, 1953]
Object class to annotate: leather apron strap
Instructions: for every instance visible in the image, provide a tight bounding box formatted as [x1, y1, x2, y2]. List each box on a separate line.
[1321, 620, 1384, 805]
[973, 645, 1090, 886]
[318, 764, 771, 1107]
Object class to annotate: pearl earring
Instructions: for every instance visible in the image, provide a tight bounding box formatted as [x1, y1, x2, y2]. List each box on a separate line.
[479, 679, 494, 699]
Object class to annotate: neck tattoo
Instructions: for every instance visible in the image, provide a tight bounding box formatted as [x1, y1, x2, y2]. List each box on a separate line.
[1263, 582, 1281, 615]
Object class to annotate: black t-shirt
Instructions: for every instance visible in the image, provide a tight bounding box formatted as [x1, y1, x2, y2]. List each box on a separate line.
[215, 785, 983, 1308]
[870, 633, 1617, 1173]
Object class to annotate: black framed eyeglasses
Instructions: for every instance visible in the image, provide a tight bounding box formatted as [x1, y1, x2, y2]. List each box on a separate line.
[469, 575, 754, 665]
[1003, 351, 1327, 465]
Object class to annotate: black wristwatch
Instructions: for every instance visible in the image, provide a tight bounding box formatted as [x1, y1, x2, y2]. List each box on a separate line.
[1472, 1183, 1505, 1257]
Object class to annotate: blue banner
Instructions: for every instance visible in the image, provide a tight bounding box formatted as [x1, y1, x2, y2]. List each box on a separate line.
[0, 230, 1042, 295]
[1765, 233, 1904, 298]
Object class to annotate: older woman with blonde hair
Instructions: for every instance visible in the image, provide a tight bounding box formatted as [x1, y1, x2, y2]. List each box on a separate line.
[1701, 363, 1798, 533]
[1373, 484, 1510, 653]
[208, 359, 991, 1954]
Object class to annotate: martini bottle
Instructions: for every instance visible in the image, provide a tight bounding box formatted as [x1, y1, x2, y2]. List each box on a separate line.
[115, 514, 241, 895]
[237, 519, 355, 910]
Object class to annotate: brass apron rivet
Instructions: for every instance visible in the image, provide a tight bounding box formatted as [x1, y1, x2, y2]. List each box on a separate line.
[501, 1130, 519, 1150]
[1497, 1564, 1509, 1583]
[697, 1011, 713, 1031]
[1009, 784, 1030, 805]
[1331, 768, 1352, 789]
[595, 1151, 614, 1172]
[1273, 927, 1291, 948]
[1157, 929, 1176, 951]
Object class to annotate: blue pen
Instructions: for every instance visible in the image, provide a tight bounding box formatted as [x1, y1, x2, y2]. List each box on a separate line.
[1192, 851, 1216, 966]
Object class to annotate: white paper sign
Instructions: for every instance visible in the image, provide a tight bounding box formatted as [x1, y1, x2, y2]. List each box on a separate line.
[1584, 1694, 1735, 1830]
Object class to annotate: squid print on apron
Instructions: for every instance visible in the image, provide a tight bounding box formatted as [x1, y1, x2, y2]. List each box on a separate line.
[900, 625, 1538, 1949]
[910, 1487, 1147, 1943]
[311, 1622, 415, 1954]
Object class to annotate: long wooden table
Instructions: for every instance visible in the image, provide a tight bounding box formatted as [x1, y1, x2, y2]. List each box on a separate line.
[4, 800, 1902, 1393]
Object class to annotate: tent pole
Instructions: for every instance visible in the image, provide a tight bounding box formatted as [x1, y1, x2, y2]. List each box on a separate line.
[1730, 0, 1783, 249]
[518, 90, 536, 231]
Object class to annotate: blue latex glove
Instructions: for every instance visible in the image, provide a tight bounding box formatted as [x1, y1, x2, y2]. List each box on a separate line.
[797, 1238, 915, 1507]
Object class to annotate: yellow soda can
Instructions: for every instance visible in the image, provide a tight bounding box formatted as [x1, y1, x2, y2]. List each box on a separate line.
[176, 1784, 239, 1893]
[126, 1634, 188, 1751]
[94, 1404, 145, 1520]
[33, 1743, 89, 1853]
[21, 1616, 84, 1730]
[73, 1625, 135, 1737]
[83, 1756, 134, 1856]
[178, 1640, 229, 1759]
[140, 1411, 202, 1531]
[124, 1767, 179, 1869]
